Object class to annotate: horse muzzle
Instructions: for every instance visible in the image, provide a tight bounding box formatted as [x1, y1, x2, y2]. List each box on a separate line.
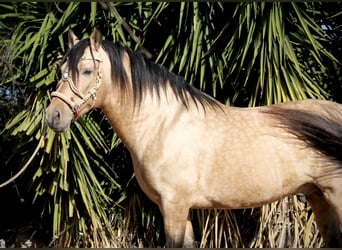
[45, 103, 73, 132]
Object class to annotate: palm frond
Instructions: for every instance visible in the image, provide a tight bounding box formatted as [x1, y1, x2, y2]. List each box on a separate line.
[1, 2, 340, 248]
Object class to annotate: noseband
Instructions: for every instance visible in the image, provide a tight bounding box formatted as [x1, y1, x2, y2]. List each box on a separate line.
[51, 58, 102, 120]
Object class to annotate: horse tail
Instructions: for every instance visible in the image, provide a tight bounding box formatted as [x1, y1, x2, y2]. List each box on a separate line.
[264, 107, 342, 165]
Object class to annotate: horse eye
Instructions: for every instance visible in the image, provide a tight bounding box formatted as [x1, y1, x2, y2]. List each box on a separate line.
[83, 70, 92, 75]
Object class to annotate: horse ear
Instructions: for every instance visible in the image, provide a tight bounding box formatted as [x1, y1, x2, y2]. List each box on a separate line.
[90, 27, 102, 51]
[68, 30, 79, 49]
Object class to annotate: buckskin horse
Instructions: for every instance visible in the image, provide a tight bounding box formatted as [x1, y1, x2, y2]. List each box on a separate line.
[46, 28, 342, 247]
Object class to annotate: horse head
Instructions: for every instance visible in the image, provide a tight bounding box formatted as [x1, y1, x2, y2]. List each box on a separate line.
[46, 28, 106, 132]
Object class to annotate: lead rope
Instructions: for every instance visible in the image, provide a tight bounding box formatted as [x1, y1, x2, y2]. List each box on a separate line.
[0, 73, 100, 188]
[0, 61, 102, 188]
[0, 126, 47, 188]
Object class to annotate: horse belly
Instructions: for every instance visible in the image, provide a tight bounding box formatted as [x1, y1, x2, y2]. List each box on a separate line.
[192, 133, 313, 209]
[193, 171, 306, 209]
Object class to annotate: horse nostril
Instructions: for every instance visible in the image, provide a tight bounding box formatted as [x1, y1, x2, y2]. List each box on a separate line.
[54, 110, 60, 122]
[46, 107, 70, 132]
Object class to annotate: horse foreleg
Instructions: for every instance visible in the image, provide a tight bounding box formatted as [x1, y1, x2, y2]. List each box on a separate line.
[307, 191, 342, 247]
[160, 202, 194, 247]
[184, 217, 196, 247]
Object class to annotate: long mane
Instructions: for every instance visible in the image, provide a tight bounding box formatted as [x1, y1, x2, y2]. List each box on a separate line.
[63, 38, 220, 111]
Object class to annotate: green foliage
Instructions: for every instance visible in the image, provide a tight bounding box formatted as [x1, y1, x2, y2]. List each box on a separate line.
[0, 2, 341, 247]
[0, 2, 121, 247]
[222, 2, 335, 106]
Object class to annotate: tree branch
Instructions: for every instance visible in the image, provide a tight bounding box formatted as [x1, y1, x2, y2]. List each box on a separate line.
[99, 2, 153, 59]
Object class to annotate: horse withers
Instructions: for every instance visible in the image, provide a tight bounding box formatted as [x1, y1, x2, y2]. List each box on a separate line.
[46, 28, 342, 247]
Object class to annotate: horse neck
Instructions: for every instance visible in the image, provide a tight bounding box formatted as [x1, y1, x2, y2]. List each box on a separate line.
[101, 77, 186, 153]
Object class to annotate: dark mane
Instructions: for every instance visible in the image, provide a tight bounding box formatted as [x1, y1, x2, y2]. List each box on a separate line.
[64, 38, 221, 111]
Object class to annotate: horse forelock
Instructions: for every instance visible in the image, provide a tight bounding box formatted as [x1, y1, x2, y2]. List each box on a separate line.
[62, 39, 97, 83]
